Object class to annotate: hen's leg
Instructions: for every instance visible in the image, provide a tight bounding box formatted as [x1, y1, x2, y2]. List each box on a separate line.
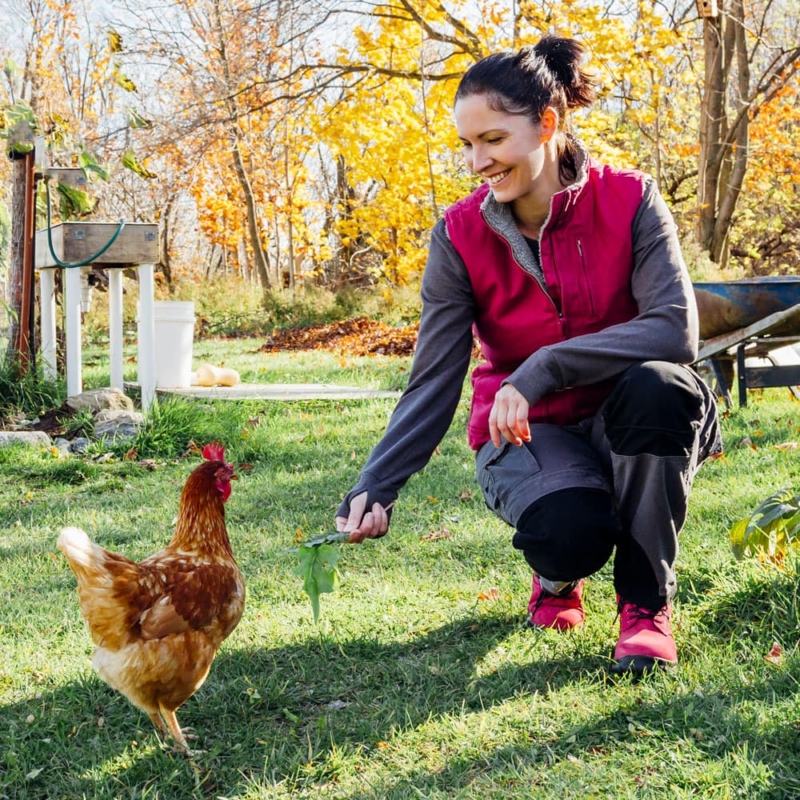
[161, 708, 192, 753]
[149, 712, 167, 734]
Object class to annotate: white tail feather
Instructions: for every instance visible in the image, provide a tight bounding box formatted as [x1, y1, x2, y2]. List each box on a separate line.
[57, 526, 95, 568]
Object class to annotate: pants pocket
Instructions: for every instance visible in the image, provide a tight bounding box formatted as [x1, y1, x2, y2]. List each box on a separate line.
[476, 441, 542, 526]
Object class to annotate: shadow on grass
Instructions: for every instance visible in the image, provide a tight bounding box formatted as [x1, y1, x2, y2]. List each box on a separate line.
[1, 612, 604, 798]
[4, 588, 800, 798]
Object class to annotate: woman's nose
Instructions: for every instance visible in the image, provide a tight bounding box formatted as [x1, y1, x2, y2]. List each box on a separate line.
[470, 145, 492, 173]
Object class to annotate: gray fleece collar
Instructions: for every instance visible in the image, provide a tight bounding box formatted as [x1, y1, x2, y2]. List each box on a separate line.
[479, 136, 590, 284]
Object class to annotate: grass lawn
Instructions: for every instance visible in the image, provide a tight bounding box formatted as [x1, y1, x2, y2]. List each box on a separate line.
[2, 341, 800, 798]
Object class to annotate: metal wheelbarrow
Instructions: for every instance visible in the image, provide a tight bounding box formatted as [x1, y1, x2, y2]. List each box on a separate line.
[693, 277, 800, 406]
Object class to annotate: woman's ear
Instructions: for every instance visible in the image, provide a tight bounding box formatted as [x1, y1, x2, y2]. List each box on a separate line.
[540, 107, 559, 142]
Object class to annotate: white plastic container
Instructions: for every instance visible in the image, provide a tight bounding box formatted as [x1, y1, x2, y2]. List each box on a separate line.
[153, 301, 195, 388]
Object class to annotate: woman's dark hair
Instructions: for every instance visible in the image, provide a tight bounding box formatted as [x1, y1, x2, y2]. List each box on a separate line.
[455, 36, 596, 181]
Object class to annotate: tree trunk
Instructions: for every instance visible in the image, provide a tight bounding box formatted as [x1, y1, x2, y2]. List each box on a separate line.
[696, 15, 725, 254]
[230, 136, 271, 294]
[710, 0, 750, 265]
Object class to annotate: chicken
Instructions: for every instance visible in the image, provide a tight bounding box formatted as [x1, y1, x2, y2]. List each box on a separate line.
[57, 442, 245, 753]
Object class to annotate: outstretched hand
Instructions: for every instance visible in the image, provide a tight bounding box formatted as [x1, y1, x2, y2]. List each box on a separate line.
[335, 492, 392, 544]
[489, 383, 531, 447]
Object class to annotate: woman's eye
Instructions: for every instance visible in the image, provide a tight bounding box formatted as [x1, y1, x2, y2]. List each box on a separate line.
[487, 137, 503, 144]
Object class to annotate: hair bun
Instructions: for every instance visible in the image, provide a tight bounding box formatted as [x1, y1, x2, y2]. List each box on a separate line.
[531, 36, 595, 110]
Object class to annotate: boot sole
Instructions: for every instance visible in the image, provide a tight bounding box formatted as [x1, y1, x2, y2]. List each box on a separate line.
[610, 655, 677, 677]
[525, 616, 585, 631]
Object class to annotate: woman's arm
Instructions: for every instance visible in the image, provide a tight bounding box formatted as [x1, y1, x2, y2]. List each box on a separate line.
[335, 220, 476, 536]
[507, 178, 698, 406]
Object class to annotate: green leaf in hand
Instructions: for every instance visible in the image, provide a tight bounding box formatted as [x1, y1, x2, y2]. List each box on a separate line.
[293, 542, 341, 623]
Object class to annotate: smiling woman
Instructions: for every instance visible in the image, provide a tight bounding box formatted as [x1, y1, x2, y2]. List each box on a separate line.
[333, 35, 721, 678]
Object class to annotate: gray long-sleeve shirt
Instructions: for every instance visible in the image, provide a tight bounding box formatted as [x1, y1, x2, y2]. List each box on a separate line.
[337, 175, 699, 518]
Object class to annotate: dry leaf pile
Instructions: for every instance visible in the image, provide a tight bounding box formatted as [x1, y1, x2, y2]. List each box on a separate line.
[260, 317, 483, 360]
[260, 317, 420, 357]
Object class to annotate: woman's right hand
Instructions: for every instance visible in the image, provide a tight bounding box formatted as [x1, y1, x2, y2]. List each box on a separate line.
[335, 491, 391, 544]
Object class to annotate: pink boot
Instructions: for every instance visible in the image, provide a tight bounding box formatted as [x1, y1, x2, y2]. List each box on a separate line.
[527, 574, 585, 630]
[612, 598, 677, 675]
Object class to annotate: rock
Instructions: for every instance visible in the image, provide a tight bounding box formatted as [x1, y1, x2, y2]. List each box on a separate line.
[64, 388, 134, 415]
[71, 437, 91, 454]
[0, 431, 52, 448]
[94, 410, 145, 443]
[54, 437, 72, 455]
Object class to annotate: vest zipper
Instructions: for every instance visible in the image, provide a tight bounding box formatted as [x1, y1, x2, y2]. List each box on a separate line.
[481, 211, 563, 319]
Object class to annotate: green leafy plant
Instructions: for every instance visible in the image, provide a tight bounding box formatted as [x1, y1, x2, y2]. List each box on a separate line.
[104, 396, 219, 459]
[292, 532, 348, 623]
[0, 100, 38, 156]
[0, 356, 62, 417]
[729, 488, 800, 561]
[62, 407, 94, 439]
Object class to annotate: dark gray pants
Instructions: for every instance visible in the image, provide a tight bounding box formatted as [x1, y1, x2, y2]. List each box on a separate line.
[475, 362, 722, 609]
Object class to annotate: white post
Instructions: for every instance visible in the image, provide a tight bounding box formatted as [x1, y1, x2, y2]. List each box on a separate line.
[137, 263, 156, 410]
[38, 268, 58, 380]
[108, 268, 124, 390]
[64, 265, 83, 397]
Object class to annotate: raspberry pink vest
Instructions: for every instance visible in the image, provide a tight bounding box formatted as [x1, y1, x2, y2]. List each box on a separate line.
[445, 160, 647, 449]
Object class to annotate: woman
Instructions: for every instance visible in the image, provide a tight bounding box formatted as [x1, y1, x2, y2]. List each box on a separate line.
[335, 35, 721, 676]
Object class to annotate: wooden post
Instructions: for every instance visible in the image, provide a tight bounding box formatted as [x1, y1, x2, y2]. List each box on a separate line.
[137, 263, 156, 410]
[38, 268, 57, 379]
[6, 151, 36, 369]
[108, 269, 124, 390]
[64, 266, 83, 397]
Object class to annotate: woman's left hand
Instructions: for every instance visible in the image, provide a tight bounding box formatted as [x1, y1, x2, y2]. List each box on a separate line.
[489, 383, 531, 447]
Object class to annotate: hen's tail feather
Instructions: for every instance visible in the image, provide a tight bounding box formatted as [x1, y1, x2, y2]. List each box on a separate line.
[57, 526, 96, 568]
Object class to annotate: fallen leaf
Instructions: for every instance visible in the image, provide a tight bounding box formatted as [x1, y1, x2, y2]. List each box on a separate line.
[421, 526, 452, 542]
[774, 442, 800, 451]
[478, 587, 501, 602]
[765, 642, 783, 665]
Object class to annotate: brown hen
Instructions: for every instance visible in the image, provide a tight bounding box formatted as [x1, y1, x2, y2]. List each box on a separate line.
[57, 442, 245, 753]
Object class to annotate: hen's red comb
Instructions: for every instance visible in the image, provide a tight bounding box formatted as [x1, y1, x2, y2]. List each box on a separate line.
[202, 442, 226, 462]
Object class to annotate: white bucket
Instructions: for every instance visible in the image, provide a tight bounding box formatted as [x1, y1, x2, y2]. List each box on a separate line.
[153, 301, 195, 388]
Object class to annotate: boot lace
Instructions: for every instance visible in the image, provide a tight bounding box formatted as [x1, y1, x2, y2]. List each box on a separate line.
[618, 602, 671, 635]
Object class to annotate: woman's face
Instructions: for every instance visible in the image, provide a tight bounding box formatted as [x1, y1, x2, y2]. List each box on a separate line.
[455, 93, 556, 205]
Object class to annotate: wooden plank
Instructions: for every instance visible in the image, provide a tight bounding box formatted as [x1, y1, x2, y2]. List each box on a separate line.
[744, 364, 800, 389]
[695, 303, 800, 362]
[35, 221, 158, 268]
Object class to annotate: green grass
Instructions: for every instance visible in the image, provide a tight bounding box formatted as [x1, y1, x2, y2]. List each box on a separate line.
[2, 346, 800, 798]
